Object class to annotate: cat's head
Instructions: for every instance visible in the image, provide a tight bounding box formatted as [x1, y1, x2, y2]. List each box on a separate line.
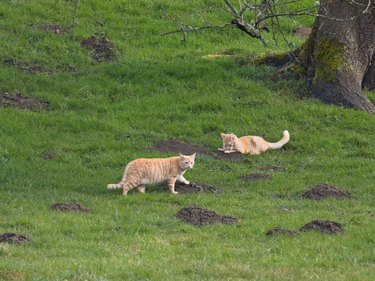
[220, 133, 236, 151]
[178, 153, 196, 170]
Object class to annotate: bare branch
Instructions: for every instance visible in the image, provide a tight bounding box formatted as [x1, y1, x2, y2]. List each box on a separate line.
[161, 0, 373, 47]
[161, 23, 237, 36]
[224, 0, 240, 17]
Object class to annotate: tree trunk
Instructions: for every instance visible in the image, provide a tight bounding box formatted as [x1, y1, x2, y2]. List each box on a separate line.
[299, 0, 375, 112]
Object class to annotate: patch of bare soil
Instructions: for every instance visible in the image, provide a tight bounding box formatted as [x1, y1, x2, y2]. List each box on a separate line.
[259, 165, 283, 172]
[81, 36, 115, 62]
[0, 92, 50, 110]
[292, 27, 312, 38]
[151, 140, 210, 155]
[50, 203, 90, 212]
[4, 58, 53, 74]
[175, 182, 221, 194]
[0, 233, 30, 244]
[302, 183, 351, 201]
[300, 220, 344, 234]
[41, 152, 59, 159]
[266, 227, 299, 237]
[176, 206, 238, 226]
[271, 193, 291, 199]
[151, 140, 247, 162]
[32, 23, 68, 34]
[241, 173, 272, 181]
[212, 151, 247, 162]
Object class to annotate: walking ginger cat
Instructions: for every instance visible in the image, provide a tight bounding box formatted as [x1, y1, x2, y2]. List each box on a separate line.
[107, 153, 196, 195]
[219, 130, 290, 155]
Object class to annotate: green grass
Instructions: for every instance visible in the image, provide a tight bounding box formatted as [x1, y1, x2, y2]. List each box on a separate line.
[1, 1, 374, 280]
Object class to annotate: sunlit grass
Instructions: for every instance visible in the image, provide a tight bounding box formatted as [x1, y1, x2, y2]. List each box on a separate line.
[0, 0, 374, 280]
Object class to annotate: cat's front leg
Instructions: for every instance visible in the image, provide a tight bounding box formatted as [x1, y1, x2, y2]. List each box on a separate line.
[224, 150, 236, 154]
[218, 148, 224, 151]
[168, 177, 178, 194]
[177, 175, 190, 185]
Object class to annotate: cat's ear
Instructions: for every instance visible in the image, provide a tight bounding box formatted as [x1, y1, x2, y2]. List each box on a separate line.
[191, 153, 196, 159]
[220, 132, 225, 139]
[179, 153, 185, 160]
[230, 134, 235, 141]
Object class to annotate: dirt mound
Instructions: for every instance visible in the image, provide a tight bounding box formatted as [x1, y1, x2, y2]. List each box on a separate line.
[271, 192, 291, 199]
[212, 151, 247, 162]
[151, 140, 246, 162]
[41, 152, 59, 159]
[81, 36, 115, 62]
[34, 23, 68, 34]
[176, 206, 238, 226]
[4, 58, 53, 74]
[0, 233, 30, 244]
[292, 27, 312, 38]
[0, 92, 50, 110]
[241, 173, 272, 181]
[151, 140, 210, 155]
[302, 183, 351, 201]
[266, 227, 299, 236]
[51, 203, 90, 212]
[175, 182, 221, 194]
[300, 220, 344, 234]
[259, 165, 283, 172]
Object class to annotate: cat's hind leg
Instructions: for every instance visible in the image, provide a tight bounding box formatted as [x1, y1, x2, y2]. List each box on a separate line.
[137, 185, 146, 193]
[122, 177, 140, 196]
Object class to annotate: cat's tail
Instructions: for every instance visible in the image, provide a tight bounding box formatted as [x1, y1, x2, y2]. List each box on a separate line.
[107, 166, 129, 189]
[267, 130, 290, 150]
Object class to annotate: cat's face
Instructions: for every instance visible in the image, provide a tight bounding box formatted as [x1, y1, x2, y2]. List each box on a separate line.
[220, 133, 236, 151]
[179, 153, 196, 170]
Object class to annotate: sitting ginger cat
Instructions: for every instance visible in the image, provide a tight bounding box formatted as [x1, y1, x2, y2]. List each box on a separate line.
[219, 130, 290, 155]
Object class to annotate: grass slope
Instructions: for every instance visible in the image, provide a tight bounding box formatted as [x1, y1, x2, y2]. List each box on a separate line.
[1, 1, 374, 280]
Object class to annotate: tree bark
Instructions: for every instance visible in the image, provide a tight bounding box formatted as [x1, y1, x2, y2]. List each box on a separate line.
[299, 0, 375, 112]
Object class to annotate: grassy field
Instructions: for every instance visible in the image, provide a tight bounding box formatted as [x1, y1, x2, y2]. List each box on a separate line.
[1, 0, 375, 280]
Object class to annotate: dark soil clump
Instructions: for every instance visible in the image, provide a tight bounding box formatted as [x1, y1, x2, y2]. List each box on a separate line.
[241, 173, 272, 181]
[175, 182, 221, 194]
[4, 58, 53, 74]
[292, 27, 312, 38]
[271, 193, 291, 199]
[81, 36, 115, 62]
[266, 227, 299, 236]
[259, 165, 283, 172]
[151, 140, 210, 156]
[34, 23, 68, 34]
[0, 92, 50, 110]
[51, 203, 90, 212]
[212, 151, 247, 162]
[302, 183, 351, 201]
[176, 206, 238, 226]
[300, 220, 344, 234]
[41, 152, 59, 159]
[0, 233, 30, 244]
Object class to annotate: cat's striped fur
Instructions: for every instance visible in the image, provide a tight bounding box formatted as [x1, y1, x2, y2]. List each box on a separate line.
[219, 130, 290, 155]
[107, 153, 196, 195]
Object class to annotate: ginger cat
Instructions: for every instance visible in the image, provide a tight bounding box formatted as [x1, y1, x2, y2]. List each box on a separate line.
[219, 130, 290, 155]
[107, 153, 196, 195]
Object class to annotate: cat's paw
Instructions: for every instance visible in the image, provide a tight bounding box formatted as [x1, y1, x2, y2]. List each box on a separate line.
[218, 148, 224, 151]
[171, 191, 179, 195]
